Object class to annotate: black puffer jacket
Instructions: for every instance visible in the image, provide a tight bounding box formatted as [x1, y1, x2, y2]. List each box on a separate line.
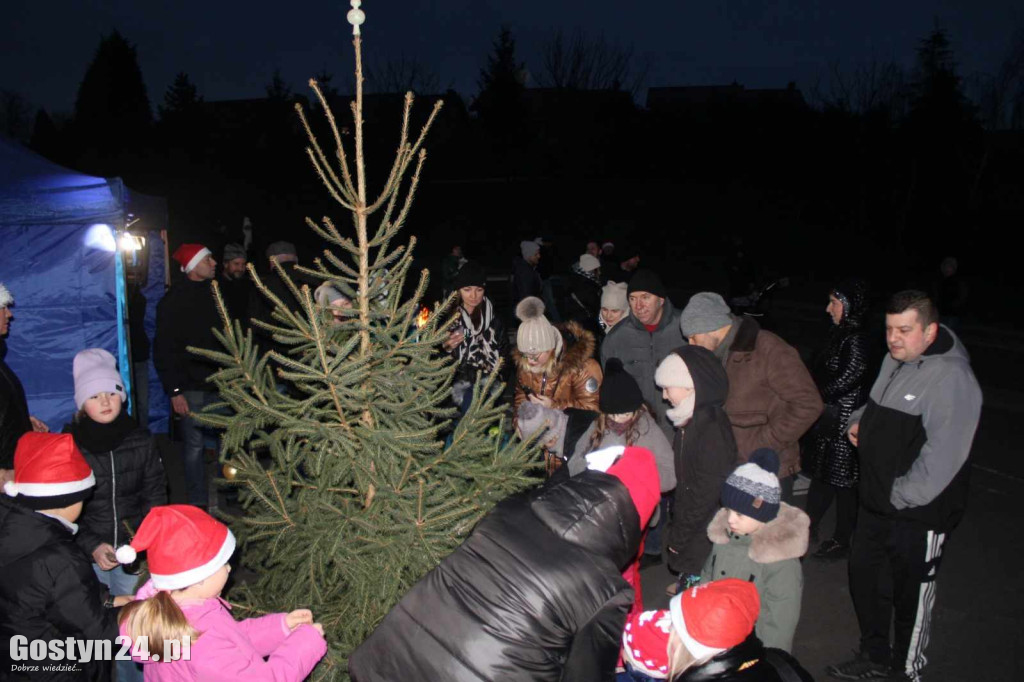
[64, 419, 167, 557]
[804, 278, 871, 488]
[667, 345, 740, 576]
[349, 472, 643, 682]
[153, 278, 222, 394]
[0, 496, 118, 681]
[0, 340, 32, 469]
[677, 634, 813, 682]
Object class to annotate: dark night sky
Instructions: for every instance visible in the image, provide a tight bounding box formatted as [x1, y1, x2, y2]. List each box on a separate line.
[3, 1, 1022, 114]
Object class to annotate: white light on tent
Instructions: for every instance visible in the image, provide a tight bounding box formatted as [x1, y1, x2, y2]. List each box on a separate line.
[85, 224, 116, 252]
[119, 232, 145, 252]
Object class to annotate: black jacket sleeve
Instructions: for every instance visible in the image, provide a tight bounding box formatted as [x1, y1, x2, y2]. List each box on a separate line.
[141, 433, 168, 512]
[820, 332, 870, 404]
[153, 295, 184, 396]
[46, 561, 119, 642]
[669, 421, 738, 575]
[559, 589, 634, 682]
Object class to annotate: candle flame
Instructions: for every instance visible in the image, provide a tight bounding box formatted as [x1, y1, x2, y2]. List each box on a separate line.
[416, 306, 430, 328]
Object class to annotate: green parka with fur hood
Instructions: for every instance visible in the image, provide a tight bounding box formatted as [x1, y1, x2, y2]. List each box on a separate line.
[700, 503, 810, 653]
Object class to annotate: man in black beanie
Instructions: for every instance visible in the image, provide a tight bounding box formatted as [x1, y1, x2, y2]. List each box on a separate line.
[600, 269, 685, 442]
[600, 269, 685, 568]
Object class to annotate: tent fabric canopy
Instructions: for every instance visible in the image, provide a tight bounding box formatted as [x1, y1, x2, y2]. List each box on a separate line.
[0, 137, 168, 432]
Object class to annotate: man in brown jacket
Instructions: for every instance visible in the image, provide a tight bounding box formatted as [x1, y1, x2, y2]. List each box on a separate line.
[680, 292, 822, 500]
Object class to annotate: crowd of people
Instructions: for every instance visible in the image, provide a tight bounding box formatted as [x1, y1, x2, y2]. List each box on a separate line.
[0, 226, 983, 681]
[412, 240, 982, 682]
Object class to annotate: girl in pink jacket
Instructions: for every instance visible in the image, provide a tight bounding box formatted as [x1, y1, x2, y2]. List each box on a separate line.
[115, 505, 327, 681]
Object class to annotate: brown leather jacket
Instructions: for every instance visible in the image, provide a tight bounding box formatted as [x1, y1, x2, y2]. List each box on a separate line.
[723, 317, 823, 478]
[513, 321, 603, 416]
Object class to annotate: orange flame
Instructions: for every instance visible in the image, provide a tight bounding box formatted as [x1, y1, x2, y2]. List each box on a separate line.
[415, 306, 430, 328]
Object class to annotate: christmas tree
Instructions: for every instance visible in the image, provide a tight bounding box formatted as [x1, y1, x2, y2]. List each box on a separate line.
[192, 5, 539, 679]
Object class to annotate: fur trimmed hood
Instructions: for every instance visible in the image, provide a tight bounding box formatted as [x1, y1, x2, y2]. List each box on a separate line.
[707, 503, 810, 563]
[513, 320, 596, 375]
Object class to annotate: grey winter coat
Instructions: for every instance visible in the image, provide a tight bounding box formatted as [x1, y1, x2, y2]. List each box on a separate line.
[571, 411, 676, 492]
[599, 300, 686, 442]
[701, 504, 809, 653]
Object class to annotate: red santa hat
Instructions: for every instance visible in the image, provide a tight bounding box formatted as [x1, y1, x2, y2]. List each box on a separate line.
[621, 609, 673, 679]
[3, 433, 95, 510]
[585, 445, 660, 530]
[172, 243, 212, 273]
[669, 579, 760, 660]
[115, 505, 236, 590]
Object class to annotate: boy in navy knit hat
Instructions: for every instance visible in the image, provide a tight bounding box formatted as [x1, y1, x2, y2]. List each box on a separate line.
[700, 448, 811, 652]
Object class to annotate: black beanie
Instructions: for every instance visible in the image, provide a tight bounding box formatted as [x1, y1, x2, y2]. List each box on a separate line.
[627, 269, 666, 298]
[600, 358, 644, 414]
[453, 261, 486, 290]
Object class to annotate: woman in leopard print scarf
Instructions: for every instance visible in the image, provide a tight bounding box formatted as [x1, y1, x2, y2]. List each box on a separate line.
[441, 262, 507, 413]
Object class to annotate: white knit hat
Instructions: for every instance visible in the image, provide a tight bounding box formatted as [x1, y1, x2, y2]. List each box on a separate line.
[515, 297, 563, 356]
[600, 281, 628, 311]
[579, 254, 601, 272]
[0, 282, 12, 308]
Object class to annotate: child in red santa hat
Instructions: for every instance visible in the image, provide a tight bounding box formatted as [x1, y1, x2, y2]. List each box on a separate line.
[116, 505, 326, 681]
[617, 578, 813, 681]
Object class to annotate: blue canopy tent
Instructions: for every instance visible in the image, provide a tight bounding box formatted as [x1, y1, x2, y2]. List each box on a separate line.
[0, 137, 169, 432]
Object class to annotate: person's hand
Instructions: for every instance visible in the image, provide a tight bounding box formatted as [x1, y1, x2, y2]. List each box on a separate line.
[848, 423, 859, 447]
[112, 595, 135, 607]
[92, 543, 119, 571]
[286, 609, 314, 630]
[529, 394, 553, 409]
[311, 623, 325, 636]
[443, 329, 465, 351]
[171, 394, 189, 416]
[29, 416, 48, 433]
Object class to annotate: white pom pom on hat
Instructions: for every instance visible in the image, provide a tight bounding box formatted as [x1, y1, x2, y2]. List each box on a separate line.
[115, 545, 137, 564]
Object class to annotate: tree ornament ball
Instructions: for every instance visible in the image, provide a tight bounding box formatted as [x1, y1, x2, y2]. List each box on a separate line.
[223, 464, 238, 480]
[488, 426, 501, 438]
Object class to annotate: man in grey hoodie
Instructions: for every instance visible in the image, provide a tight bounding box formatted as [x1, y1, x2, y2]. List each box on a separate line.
[828, 290, 982, 682]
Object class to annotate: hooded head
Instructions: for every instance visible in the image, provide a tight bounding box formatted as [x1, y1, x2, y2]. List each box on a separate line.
[656, 345, 729, 427]
[830, 277, 869, 327]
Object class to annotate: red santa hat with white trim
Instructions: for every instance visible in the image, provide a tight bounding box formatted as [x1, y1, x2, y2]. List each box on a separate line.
[171, 243, 212, 274]
[669, 578, 760, 660]
[115, 505, 236, 590]
[3, 433, 95, 510]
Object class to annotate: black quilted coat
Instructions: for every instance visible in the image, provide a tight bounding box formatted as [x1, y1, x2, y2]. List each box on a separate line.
[349, 472, 642, 682]
[676, 634, 813, 682]
[0, 340, 31, 469]
[0, 496, 119, 681]
[63, 419, 167, 558]
[804, 279, 871, 488]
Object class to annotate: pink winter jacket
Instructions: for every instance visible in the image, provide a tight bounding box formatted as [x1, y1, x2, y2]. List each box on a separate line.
[122, 579, 327, 681]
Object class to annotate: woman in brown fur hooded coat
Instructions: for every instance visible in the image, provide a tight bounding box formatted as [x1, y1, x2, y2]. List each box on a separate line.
[513, 297, 603, 417]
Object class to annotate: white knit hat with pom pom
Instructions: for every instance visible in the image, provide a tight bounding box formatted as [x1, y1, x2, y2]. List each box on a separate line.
[515, 297, 563, 356]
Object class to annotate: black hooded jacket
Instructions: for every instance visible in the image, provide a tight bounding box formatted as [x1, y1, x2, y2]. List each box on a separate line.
[349, 472, 642, 682]
[0, 340, 32, 469]
[153, 277, 221, 394]
[804, 278, 872, 487]
[677, 634, 814, 682]
[0, 496, 118, 681]
[63, 415, 167, 558]
[667, 345, 740, 576]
